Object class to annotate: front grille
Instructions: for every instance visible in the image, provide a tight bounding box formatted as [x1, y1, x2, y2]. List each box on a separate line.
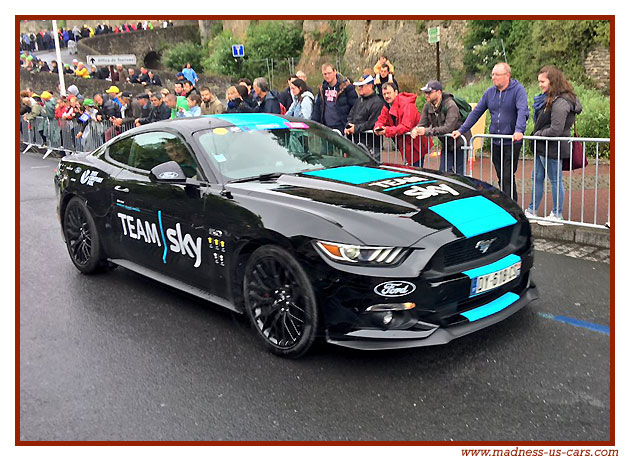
[437, 225, 515, 269]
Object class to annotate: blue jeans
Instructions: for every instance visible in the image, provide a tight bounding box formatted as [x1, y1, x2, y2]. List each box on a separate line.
[528, 155, 564, 215]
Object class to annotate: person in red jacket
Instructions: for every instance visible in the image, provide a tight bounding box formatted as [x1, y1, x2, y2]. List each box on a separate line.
[374, 82, 431, 166]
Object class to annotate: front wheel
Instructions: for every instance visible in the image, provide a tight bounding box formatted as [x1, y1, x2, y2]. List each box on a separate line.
[62, 197, 107, 274]
[243, 245, 319, 358]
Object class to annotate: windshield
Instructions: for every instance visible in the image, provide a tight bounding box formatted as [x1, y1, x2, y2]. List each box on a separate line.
[194, 122, 375, 182]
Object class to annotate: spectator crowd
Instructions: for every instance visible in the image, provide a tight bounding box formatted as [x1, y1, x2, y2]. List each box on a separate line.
[20, 47, 584, 219]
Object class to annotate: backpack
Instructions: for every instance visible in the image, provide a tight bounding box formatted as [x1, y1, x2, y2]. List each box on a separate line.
[442, 93, 472, 123]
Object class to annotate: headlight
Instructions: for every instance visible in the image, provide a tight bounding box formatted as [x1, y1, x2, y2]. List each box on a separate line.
[315, 240, 406, 265]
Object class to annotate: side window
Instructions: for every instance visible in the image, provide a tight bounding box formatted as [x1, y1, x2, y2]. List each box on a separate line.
[130, 132, 200, 178]
[108, 137, 134, 165]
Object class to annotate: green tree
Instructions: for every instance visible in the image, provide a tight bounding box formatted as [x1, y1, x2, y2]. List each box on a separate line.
[163, 41, 205, 73]
[243, 21, 304, 78]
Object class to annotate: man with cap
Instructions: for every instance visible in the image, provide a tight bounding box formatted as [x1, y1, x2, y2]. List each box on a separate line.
[135, 93, 151, 118]
[176, 72, 186, 84]
[105, 85, 123, 111]
[411, 80, 471, 175]
[344, 74, 385, 153]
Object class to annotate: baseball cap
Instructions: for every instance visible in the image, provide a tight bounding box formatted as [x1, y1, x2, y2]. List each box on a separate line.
[421, 80, 443, 92]
[40, 91, 52, 100]
[121, 91, 133, 98]
[353, 75, 374, 86]
[105, 85, 120, 94]
[136, 93, 149, 100]
[82, 98, 95, 107]
[176, 72, 185, 78]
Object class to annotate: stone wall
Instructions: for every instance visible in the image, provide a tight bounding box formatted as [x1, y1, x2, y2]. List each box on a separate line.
[585, 46, 610, 94]
[76, 25, 200, 70]
[19, 68, 232, 100]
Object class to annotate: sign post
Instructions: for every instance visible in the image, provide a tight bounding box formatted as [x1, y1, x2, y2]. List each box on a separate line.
[428, 26, 441, 81]
[232, 44, 245, 75]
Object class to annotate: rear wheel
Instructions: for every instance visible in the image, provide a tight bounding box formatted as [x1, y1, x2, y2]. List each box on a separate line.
[63, 197, 107, 274]
[243, 245, 319, 358]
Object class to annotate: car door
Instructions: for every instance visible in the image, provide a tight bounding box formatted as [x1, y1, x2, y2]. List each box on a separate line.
[109, 130, 214, 289]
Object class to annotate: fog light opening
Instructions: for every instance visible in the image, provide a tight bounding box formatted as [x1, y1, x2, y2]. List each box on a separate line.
[383, 312, 393, 325]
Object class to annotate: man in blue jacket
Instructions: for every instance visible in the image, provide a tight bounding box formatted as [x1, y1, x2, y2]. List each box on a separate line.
[453, 62, 529, 202]
[312, 63, 358, 132]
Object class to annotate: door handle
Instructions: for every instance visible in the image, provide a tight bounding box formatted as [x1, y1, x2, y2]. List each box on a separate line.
[114, 186, 129, 193]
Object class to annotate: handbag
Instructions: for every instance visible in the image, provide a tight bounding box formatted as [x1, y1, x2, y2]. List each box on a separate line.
[562, 119, 588, 171]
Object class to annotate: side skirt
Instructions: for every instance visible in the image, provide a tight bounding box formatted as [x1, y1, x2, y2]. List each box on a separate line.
[109, 258, 242, 314]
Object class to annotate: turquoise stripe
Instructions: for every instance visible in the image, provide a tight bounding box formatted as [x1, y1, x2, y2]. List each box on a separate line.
[429, 196, 517, 238]
[211, 113, 286, 128]
[303, 166, 408, 185]
[158, 210, 167, 264]
[463, 254, 521, 279]
[461, 292, 520, 322]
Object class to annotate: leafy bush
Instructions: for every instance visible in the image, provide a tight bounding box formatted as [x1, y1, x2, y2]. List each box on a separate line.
[202, 30, 242, 77]
[462, 20, 610, 87]
[202, 22, 304, 81]
[163, 41, 205, 73]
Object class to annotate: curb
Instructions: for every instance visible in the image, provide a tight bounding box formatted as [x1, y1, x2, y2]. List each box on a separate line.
[530, 221, 610, 249]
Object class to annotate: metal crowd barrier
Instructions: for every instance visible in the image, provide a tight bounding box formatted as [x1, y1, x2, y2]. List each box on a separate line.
[349, 130, 609, 229]
[20, 115, 609, 229]
[20, 116, 135, 158]
[467, 133, 610, 229]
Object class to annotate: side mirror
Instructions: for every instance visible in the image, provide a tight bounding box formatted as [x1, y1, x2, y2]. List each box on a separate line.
[149, 161, 186, 183]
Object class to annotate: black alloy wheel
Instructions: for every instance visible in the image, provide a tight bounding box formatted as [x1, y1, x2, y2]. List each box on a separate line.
[63, 197, 106, 274]
[243, 245, 319, 358]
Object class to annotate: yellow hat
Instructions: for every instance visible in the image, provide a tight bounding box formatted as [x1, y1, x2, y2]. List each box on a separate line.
[40, 91, 52, 100]
[105, 85, 120, 94]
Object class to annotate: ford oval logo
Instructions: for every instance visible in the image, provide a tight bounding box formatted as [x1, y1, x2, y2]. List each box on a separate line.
[374, 281, 416, 297]
[159, 171, 180, 180]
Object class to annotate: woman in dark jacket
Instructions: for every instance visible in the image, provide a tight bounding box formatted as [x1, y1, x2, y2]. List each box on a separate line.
[225, 85, 256, 113]
[525, 65, 582, 221]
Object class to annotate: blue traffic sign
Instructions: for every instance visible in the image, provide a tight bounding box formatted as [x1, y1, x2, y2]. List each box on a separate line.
[232, 44, 245, 58]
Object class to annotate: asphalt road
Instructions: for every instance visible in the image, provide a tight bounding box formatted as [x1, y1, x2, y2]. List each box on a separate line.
[19, 152, 611, 442]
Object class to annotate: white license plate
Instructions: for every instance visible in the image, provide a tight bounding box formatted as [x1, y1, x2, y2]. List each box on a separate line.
[471, 262, 521, 295]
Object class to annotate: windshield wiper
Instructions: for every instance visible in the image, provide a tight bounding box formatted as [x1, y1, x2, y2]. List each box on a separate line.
[227, 172, 286, 184]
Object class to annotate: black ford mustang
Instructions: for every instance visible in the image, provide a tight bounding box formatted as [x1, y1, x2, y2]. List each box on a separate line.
[54, 114, 538, 357]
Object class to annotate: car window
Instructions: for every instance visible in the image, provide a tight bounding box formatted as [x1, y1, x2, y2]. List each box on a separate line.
[126, 132, 200, 178]
[195, 123, 374, 181]
[107, 136, 134, 165]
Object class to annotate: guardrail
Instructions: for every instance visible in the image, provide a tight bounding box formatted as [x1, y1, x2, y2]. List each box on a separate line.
[20, 116, 609, 229]
[20, 116, 135, 158]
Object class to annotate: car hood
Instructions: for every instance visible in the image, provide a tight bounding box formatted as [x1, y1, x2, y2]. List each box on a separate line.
[225, 164, 520, 248]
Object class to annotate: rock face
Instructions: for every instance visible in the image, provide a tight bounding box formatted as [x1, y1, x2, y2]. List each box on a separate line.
[299, 20, 468, 92]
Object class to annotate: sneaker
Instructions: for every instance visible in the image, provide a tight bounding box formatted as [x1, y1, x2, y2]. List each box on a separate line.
[547, 212, 563, 220]
[524, 208, 537, 219]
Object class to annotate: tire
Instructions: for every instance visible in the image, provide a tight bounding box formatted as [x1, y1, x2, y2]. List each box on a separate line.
[62, 197, 107, 274]
[243, 245, 319, 358]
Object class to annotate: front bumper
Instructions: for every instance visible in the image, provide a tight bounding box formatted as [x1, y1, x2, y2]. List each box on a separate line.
[326, 281, 538, 350]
